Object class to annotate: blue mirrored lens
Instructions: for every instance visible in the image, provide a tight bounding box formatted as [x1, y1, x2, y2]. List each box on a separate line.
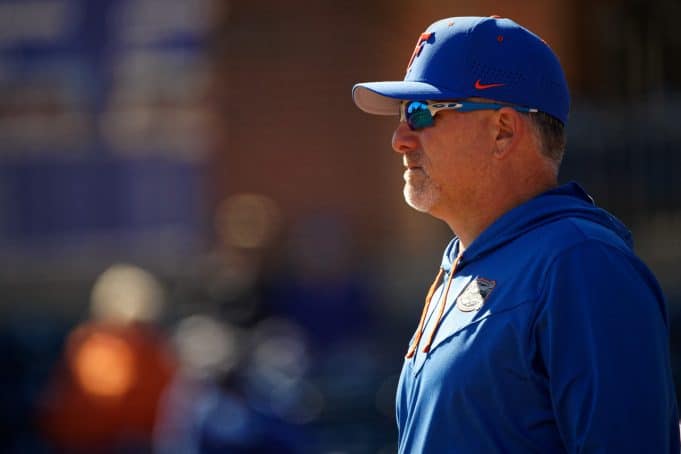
[405, 101, 434, 130]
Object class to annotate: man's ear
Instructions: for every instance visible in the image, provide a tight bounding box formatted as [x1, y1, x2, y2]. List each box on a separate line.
[493, 107, 522, 159]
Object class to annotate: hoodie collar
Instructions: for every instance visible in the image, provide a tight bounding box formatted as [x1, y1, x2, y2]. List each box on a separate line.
[440, 182, 632, 272]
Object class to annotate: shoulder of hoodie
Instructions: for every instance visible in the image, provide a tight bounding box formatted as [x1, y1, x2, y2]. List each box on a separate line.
[492, 215, 644, 291]
[488, 216, 660, 322]
[518, 215, 657, 298]
[528, 215, 633, 258]
[532, 216, 667, 323]
[507, 214, 640, 279]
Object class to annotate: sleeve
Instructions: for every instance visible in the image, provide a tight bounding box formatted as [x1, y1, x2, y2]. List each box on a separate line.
[532, 240, 679, 453]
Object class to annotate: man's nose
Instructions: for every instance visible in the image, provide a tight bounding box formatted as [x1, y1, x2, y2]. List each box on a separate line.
[392, 122, 419, 155]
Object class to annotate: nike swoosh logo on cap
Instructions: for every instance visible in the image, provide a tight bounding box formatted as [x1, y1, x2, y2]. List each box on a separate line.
[474, 79, 506, 90]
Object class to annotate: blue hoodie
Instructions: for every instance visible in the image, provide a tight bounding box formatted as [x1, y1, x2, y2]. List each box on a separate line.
[396, 182, 679, 453]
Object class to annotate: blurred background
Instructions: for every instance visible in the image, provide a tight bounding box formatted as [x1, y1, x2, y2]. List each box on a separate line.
[0, 0, 679, 452]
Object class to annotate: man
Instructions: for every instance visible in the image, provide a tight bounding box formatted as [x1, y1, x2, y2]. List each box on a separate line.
[352, 16, 679, 453]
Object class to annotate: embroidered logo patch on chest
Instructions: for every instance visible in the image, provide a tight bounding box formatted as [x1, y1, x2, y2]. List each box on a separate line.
[456, 277, 496, 312]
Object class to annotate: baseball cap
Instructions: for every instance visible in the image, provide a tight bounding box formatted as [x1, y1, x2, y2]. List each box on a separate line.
[352, 16, 570, 125]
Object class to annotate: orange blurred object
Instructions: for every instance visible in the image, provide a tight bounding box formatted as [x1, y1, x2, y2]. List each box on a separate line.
[39, 322, 177, 451]
[70, 330, 137, 398]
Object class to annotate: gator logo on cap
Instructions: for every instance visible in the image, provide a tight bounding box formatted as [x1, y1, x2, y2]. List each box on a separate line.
[405, 32, 434, 73]
[456, 277, 496, 312]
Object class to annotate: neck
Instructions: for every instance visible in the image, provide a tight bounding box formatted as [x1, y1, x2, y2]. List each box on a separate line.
[442, 173, 557, 250]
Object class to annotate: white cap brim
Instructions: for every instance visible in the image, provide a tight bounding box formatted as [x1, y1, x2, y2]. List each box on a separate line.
[352, 81, 464, 115]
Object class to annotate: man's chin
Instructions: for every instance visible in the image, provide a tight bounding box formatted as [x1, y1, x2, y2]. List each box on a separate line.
[404, 187, 437, 213]
[406, 202, 431, 213]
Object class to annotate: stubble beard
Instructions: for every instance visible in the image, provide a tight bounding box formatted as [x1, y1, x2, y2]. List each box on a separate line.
[403, 172, 441, 213]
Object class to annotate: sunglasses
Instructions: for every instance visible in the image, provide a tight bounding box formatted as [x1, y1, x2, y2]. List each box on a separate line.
[400, 100, 539, 130]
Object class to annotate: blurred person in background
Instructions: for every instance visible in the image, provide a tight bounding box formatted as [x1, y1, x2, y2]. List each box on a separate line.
[154, 315, 307, 453]
[38, 264, 177, 453]
[352, 16, 679, 453]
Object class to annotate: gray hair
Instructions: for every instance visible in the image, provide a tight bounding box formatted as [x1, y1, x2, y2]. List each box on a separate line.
[528, 111, 566, 168]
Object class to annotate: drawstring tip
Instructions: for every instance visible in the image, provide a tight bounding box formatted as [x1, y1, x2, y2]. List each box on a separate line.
[422, 345, 431, 353]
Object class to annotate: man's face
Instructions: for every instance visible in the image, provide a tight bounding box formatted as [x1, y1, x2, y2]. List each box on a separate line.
[391, 106, 495, 218]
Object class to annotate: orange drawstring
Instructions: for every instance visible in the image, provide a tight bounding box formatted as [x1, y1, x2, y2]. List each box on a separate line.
[405, 268, 444, 359]
[405, 252, 463, 358]
[423, 261, 457, 353]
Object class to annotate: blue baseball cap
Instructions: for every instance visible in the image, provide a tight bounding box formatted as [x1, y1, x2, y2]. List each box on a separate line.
[352, 16, 570, 125]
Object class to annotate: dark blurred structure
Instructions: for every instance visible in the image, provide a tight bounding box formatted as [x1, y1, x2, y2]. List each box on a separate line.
[0, 0, 680, 452]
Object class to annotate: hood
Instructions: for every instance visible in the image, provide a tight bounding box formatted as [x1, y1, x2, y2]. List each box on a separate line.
[440, 182, 632, 272]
